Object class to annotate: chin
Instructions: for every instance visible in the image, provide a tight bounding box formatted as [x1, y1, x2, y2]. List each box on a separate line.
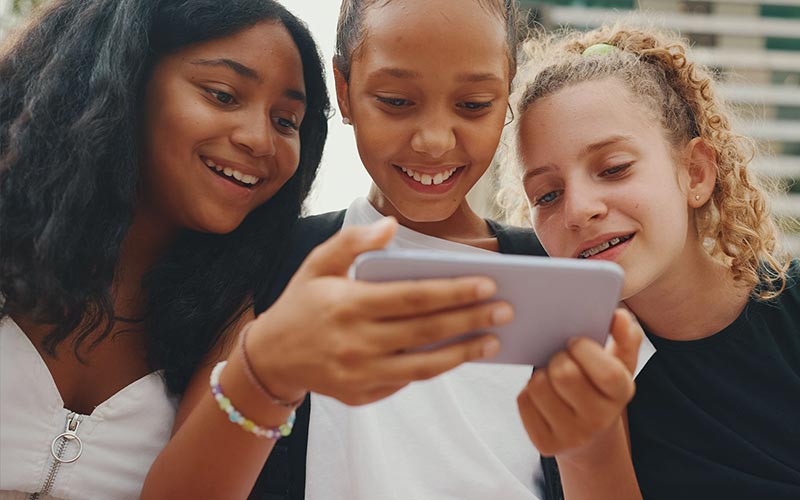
[397, 202, 459, 224]
[192, 216, 247, 235]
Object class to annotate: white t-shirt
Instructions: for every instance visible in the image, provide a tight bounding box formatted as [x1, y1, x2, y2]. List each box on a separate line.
[305, 198, 546, 500]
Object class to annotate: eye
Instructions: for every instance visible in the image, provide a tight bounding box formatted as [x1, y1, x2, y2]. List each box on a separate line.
[376, 96, 412, 108]
[601, 162, 632, 177]
[275, 116, 299, 132]
[533, 190, 562, 207]
[205, 88, 237, 106]
[458, 101, 493, 111]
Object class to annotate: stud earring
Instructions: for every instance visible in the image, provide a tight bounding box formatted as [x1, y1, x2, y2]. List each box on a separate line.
[342, 117, 351, 125]
[695, 194, 701, 201]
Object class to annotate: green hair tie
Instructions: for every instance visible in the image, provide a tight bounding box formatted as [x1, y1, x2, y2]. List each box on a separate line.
[581, 43, 618, 57]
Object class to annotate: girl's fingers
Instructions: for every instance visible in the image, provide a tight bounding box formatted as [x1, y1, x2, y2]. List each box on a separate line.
[361, 333, 501, 386]
[545, 350, 625, 420]
[350, 276, 499, 320]
[523, 370, 579, 439]
[295, 218, 398, 279]
[605, 308, 643, 375]
[517, 388, 557, 456]
[374, 300, 513, 352]
[566, 337, 636, 404]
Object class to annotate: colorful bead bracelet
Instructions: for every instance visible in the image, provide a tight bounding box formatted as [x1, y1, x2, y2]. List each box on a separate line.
[210, 361, 295, 439]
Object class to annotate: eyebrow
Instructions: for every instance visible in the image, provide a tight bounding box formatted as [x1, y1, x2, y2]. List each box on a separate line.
[367, 67, 502, 83]
[522, 164, 557, 185]
[522, 135, 636, 183]
[581, 134, 635, 156]
[190, 58, 307, 104]
[191, 58, 262, 82]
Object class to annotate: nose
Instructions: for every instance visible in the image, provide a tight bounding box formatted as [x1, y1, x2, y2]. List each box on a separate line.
[230, 115, 277, 158]
[410, 109, 456, 159]
[563, 180, 607, 230]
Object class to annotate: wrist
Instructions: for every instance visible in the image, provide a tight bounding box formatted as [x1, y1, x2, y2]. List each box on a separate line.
[239, 323, 307, 407]
[555, 417, 628, 469]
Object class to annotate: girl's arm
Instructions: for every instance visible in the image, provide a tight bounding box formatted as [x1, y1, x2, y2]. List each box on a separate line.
[141, 219, 513, 499]
[518, 309, 643, 500]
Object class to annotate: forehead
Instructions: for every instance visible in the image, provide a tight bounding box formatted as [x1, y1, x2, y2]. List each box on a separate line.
[356, 0, 509, 79]
[176, 21, 305, 91]
[519, 78, 662, 161]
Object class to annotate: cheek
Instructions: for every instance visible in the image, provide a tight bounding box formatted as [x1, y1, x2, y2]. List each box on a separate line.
[354, 125, 393, 160]
[279, 139, 302, 180]
[467, 114, 505, 156]
[532, 214, 565, 256]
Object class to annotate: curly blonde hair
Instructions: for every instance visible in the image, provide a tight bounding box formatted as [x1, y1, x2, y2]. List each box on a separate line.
[497, 23, 790, 299]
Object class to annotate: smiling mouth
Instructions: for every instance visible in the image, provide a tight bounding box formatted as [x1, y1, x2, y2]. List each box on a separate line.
[396, 165, 462, 186]
[202, 156, 263, 189]
[578, 234, 633, 259]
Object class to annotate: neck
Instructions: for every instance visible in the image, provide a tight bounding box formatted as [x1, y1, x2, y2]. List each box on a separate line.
[624, 249, 751, 341]
[367, 185, 497, 251]
[114, 211, 178, 319]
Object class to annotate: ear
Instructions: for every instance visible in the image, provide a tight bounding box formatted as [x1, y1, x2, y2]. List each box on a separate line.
[683, 137, 717, 208]
[333, 60, 352, 124]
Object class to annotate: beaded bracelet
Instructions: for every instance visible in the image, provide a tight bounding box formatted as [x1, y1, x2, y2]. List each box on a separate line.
[210, 361, 295, 439]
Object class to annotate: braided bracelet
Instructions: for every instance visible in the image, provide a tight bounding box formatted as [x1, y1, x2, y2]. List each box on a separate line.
[210, 361, 295, 439]
[238, 323, 305, 410]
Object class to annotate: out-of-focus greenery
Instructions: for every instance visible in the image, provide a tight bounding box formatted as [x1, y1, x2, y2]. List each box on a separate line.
[12, 0, 47, 15]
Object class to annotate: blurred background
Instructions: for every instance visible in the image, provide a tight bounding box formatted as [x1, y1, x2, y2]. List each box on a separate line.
[2, 0, 798, 252]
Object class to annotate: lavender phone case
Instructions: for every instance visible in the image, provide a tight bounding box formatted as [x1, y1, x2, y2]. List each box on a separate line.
[350, 250, 624, 367]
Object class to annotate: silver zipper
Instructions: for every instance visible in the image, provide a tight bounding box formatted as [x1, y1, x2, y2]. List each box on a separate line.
[29, 412, 84, 500]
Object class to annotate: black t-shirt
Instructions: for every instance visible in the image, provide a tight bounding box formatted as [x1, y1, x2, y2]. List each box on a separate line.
[628, 263, 800, 500]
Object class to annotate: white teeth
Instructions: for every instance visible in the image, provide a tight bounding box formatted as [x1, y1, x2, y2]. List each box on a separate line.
[579, 235, 630, 258]
[203, 157, 261, 186]
[400, 166, 458, 186]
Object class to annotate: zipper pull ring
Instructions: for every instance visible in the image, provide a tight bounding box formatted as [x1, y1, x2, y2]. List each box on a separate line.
[50, 412, 83, 464]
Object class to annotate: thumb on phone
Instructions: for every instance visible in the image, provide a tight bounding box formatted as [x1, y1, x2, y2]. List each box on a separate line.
[605, 308, 643, 376]
[297, 217, 398, 279]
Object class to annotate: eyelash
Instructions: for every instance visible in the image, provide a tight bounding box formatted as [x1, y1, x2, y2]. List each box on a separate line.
[375, 97, 494, 112]
[276, 117, 299, 131]
[377, 96, 411, 108]
[601, 162, 632, 177]
[532, 163, 633, 208]
[533, 190, 562, 208]
[206, 88, 237, 106]
[458, 101, 492, 111]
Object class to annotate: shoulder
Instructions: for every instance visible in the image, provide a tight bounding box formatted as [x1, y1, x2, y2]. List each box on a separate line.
[486, 219, 547, 257]
[291, 210, 347, 241]
[253, 210, 346, 314]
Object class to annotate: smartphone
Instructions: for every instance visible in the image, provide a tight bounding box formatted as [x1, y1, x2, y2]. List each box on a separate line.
[350, 249, 624, 366]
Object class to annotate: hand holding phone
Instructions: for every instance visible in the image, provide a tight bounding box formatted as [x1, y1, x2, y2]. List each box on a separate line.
[350, 249, 624, 366]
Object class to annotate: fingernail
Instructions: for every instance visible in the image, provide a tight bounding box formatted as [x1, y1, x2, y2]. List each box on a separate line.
[491, 304, 514, 325]
[475, 280, 497, 299]
[482, 338, 500, 358]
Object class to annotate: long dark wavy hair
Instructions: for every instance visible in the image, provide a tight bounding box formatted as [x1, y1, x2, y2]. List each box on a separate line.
[0, 0, 330, 394]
